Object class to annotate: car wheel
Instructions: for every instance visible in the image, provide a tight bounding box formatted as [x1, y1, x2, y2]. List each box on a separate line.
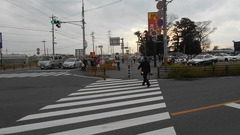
[225, 58, 228, 62]
[58, 63, 62, 68]
[51, 64, 54, 69]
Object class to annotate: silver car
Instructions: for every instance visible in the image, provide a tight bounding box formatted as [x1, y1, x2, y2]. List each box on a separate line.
[62, 58, 83, 69]
[38, 55, 64, 69]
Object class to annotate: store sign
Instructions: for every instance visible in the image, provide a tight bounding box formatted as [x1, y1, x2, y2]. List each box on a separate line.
[148, 12, 161, 37]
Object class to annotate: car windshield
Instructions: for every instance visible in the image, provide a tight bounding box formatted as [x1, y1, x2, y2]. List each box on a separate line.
[65, 58, 75, 62]
[194, 55, 204, 59]
[39, 56, 51, 61]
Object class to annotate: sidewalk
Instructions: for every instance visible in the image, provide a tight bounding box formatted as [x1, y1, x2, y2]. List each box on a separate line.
[105, 60, 159, 80]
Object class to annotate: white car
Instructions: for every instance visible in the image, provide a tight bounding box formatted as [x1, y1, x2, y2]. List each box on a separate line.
[187, 54, 218, 66]
[214, 53, 237, 62]
[236, 53, 240, 61]
[62, 58, 83, 69]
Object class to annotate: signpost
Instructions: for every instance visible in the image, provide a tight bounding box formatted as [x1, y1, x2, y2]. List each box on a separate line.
[37, 48, 40, 55]
[75, 49, 83, 59]
[98, 45, 103, 64]
[0, 33, 2, 49]
[0, 33, 3, 66]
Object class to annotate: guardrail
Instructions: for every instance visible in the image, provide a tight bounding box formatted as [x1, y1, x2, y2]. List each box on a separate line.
[157, 64, 240, 79]
[86, 66, 107, 79]
[0, 63, 38, 71]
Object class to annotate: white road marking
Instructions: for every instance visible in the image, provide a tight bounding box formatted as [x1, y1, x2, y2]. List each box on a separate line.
[138, 126, 177, 135]
[48, 113, 171, 135]
[19, 96, 164, 121]
[41, 91, 162, 110]
[70, 85, 159, 96]
[0, 104, 166, 134]
[59, 87, 160, 102]
[225, 103, 240, 109]
[0, 72, 70, 78]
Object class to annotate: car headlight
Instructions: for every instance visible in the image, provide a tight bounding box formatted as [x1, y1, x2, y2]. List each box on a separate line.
[46, 62, 50, 66]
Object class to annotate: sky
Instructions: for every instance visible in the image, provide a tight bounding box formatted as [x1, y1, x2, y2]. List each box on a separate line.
[0, 0, 239, 56]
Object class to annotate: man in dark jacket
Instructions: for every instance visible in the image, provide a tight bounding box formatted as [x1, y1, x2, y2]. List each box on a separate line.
[138, 56, 151, 87]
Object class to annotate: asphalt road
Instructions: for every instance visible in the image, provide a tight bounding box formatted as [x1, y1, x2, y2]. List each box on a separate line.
[0, 70, 98, 127]
[159, 77, 240, 135]
[0, 68, 239, 135]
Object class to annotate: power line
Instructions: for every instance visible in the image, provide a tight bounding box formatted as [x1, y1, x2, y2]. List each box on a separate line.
[2, 32, 47, 37]
[6, 0, 49, 18]
[0, 25, 49, 32]
[67, 0, 122, 18]
[85, 0, 122, 12]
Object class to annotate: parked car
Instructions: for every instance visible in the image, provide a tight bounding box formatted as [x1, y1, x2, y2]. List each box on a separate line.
[187, 54, 218, 66]
[62, 58, 83, 69]
[38, 55, 64, 69]
[214, 53, 237, 62]
[236, 53, 240, 61]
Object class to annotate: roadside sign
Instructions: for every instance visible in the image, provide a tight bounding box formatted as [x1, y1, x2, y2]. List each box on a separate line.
[90, 52, 95, 56]
[157, 19, 164, 27]
[157, 10, 164, 18]
[110, 37, 120, 46]
[156, 1, 164, 10]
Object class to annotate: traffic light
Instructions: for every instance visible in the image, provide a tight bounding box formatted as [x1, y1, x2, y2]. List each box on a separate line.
[51, 20, 55, 24]
[51, 20, 61, 28]
[56, 20, 61, 28]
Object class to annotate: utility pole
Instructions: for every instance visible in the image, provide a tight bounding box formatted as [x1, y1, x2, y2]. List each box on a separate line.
[41, 40, 46, 56]
[82, 0, 86, 57]
[121, 38, 124, 63]
[163, 0, 168, 65]
[108, 30, 112, 55]
[90, 31, 95, 53]
[51, 15, 56, 55]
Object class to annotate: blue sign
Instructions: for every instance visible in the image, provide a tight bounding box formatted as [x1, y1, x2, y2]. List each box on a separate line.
[157, 19, 164, 27]
[0, 33, 2, 48]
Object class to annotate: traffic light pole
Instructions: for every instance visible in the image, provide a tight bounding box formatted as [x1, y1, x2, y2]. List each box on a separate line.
[51, 15, 55, 55]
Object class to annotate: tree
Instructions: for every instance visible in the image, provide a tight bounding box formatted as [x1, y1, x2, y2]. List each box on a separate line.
[134, 30, 165, 56]
[171, 18, 216, 54]
[195, 21, 217, 51]
[171, 18, 202, 54]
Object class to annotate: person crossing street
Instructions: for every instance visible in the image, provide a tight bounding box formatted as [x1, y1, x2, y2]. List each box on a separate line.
[138, 56, 151, 87]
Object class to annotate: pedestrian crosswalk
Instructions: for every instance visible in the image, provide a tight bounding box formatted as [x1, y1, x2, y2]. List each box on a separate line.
[0, 79, 176, 135]
[0, 72, 71, 78]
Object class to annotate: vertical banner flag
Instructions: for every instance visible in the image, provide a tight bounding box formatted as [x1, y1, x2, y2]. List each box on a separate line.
[0, 33, 2, 48]
[148, 12, 161, 37]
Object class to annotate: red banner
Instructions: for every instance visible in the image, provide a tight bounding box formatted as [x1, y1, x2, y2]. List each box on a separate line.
[148, 12, 162, 36]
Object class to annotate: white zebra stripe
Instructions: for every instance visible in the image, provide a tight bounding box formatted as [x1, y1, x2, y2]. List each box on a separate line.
[48, 112, 171, 135]
[19, 96, 164, 121]
[59, 87, 160, 102]
[138, 126, 177, 135]
[41, 91, 162, 110]
[0, 104, 167, 134]
[70, 84, 159, 96]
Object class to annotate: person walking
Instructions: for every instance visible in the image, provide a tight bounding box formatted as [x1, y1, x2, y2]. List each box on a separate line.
[115, 56, 121, 71]
[138, 56, 151, 87]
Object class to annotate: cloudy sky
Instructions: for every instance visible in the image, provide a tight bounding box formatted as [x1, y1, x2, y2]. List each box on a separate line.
[0, 0, 239, 56]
